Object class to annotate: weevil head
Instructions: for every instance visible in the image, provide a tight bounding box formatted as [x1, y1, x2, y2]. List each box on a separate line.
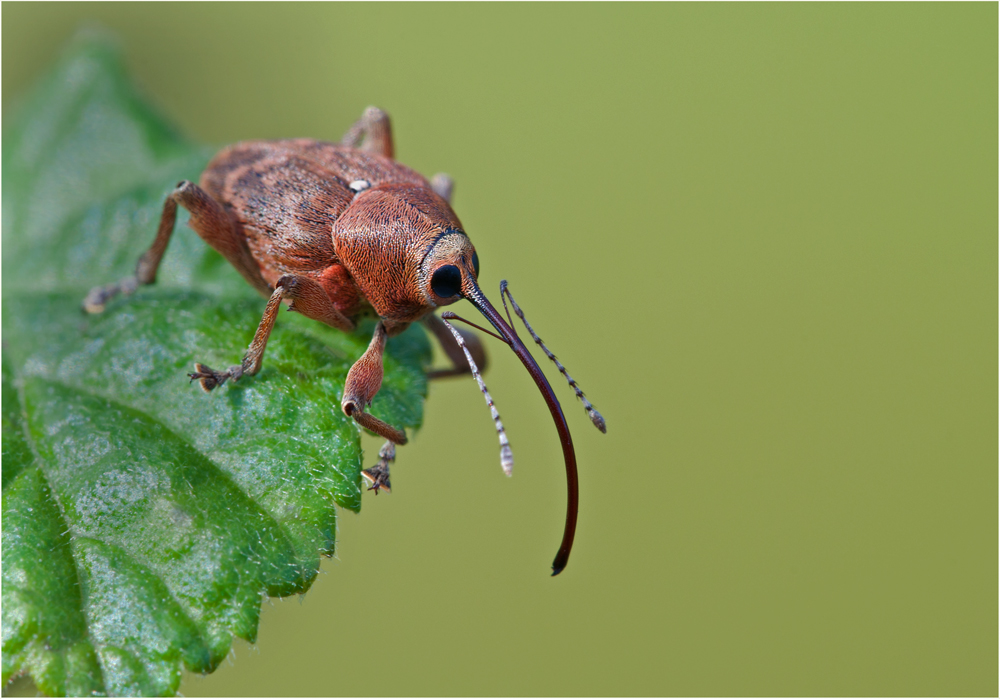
[336, 186, 581, 575]
[333, 183, 478, 322]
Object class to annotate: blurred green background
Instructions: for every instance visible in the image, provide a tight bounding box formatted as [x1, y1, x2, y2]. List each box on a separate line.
[3, 3, 996, 696]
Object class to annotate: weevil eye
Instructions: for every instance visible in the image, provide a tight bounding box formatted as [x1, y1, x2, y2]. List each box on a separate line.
[431, 265, 463, 298]
[472, 251, 480, 278]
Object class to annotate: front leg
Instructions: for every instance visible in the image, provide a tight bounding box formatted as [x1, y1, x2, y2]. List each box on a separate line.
[341, 321, 408, 445]
[361, 441, 395, 494]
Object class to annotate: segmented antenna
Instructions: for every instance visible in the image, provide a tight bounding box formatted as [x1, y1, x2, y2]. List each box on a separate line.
[500, 281, 607, 433]
[440, 314, 514, 475]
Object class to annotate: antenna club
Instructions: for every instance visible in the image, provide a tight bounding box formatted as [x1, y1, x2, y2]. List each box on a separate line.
[590, 409, 607, 433]
[501, 445, 514, 475]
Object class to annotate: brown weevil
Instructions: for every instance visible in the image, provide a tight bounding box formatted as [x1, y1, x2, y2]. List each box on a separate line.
[84, 107, 605, 575]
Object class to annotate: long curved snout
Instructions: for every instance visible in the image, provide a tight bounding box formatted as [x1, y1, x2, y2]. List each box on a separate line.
[460, 279, 579, 576]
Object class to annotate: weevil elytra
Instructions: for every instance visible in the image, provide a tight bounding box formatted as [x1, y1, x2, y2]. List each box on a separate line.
[84, 107, 605, 575]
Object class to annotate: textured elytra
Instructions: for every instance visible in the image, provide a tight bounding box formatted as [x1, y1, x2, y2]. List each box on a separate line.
[2, 32, 430, 696]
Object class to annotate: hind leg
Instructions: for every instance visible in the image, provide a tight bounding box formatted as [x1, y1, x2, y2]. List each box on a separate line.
[83, 180, 268, 312]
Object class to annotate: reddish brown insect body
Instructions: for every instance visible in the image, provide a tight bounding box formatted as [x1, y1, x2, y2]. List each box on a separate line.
[84, 107, 605, 575]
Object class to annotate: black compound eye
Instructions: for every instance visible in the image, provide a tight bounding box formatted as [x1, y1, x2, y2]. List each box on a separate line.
[471, 251, 480, 278]
[431, 265, 462, 298]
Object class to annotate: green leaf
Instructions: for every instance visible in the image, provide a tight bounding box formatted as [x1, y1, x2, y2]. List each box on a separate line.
[2, 30, 430, 696]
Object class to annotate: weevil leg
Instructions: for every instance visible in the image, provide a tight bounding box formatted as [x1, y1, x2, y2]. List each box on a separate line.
[189, 281, 287, 391]
[423, 313, 489, 379]
[83, 180, 268, 313]
[430, 173, 454, 204]
[361, 441, 395, 494]
[340, 106, 394, 159]
[190, 273, 355, 390]
[342, 321, 408, 445]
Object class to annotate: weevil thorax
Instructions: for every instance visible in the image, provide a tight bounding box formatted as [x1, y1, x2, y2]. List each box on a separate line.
[332, 183, 479, 324]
